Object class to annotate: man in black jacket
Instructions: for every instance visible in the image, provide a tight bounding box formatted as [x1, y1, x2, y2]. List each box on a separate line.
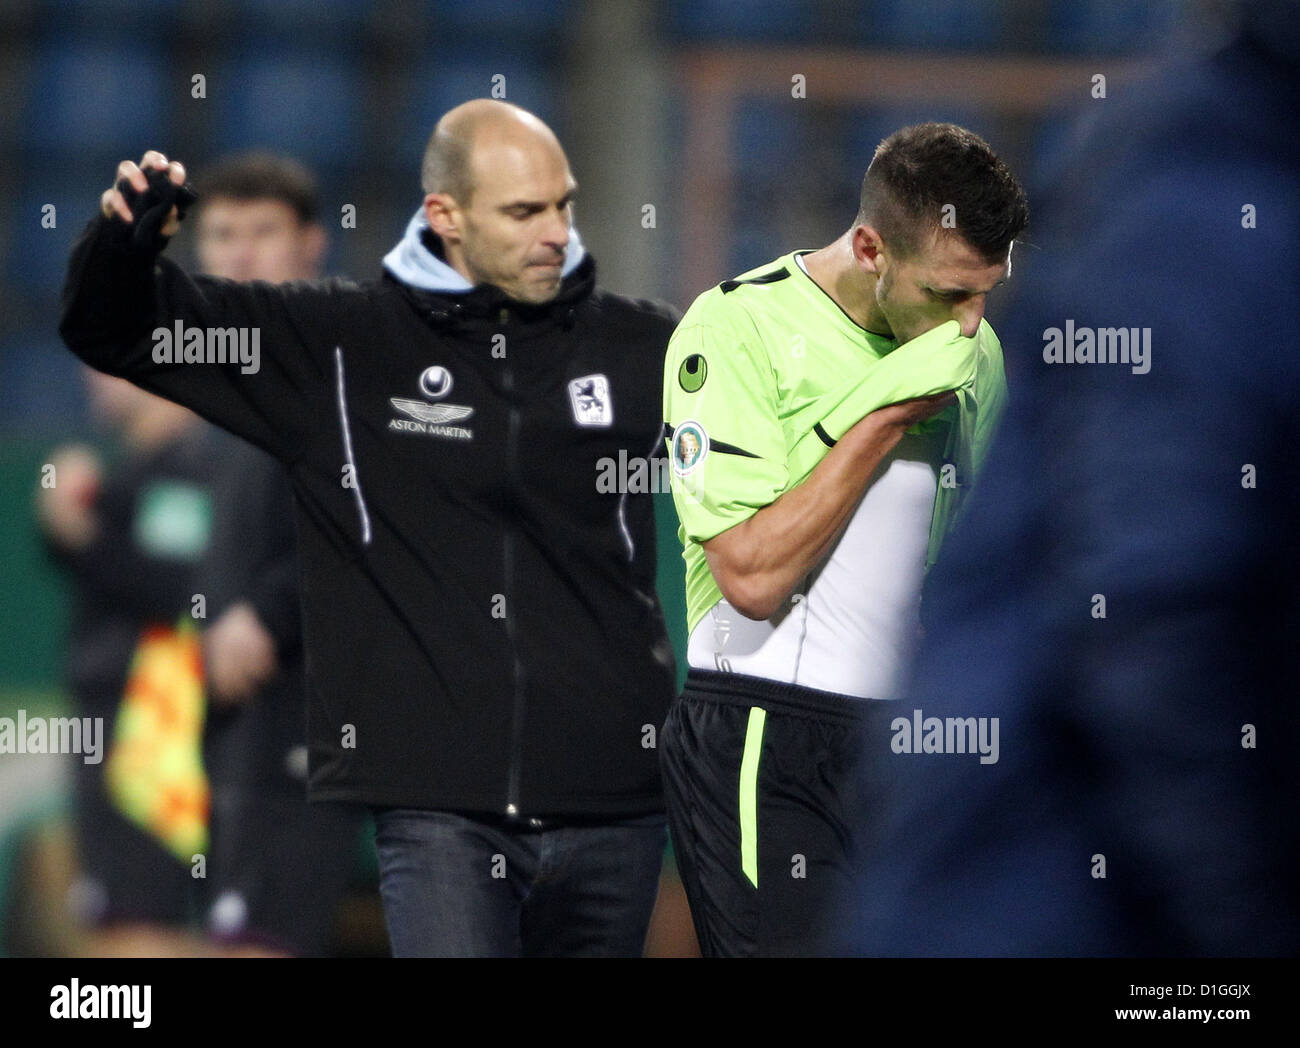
[61, 99, 678, 957]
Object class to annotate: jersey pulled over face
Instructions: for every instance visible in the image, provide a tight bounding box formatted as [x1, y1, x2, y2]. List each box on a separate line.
[663, 251, 1008, 700]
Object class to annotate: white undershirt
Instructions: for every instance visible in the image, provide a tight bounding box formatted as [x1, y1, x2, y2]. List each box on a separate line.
[687, 423, 945, 701]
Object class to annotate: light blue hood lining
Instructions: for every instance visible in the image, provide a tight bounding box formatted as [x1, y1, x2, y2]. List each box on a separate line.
[382, 208, 587, 293]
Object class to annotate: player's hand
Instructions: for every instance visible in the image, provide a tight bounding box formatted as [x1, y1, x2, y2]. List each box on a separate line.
[203, 602, 278, 705]
[872, 390, 959, 430]
[100, 151, 187, 235]
[34, 445, 102, 552]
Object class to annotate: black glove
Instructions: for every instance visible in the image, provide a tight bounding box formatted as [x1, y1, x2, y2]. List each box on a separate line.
[114, 165, 199, 251]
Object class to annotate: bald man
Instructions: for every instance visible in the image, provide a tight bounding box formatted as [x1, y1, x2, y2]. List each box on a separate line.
[60, 100, 680, 957]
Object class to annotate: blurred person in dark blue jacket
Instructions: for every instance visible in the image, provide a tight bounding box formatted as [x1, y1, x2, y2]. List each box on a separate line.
[853, 1, 1300, 956]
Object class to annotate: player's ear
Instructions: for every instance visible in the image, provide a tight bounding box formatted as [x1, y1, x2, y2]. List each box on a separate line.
[852, 224, 886, 275]
[424, 193, 461, 244]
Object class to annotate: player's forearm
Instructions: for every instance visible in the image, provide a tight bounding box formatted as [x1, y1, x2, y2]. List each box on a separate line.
[704, 411, 905, 619]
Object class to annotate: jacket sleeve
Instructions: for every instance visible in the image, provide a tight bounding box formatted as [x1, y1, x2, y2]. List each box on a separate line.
[59, 214, 337, 465]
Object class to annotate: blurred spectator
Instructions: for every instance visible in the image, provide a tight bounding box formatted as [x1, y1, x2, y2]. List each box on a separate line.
[36, 371, 218, 956]
[192, 152, 370, 957]
[854, 0, 1300, 956]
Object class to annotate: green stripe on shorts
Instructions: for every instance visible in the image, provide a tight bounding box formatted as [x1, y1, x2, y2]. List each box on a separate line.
[739, 706, 767, 888]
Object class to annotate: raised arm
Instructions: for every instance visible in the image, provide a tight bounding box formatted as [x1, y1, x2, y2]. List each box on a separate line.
[60, 151, 336, 463]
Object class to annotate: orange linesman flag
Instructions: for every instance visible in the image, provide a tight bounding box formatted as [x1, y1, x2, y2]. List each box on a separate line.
[105, 618, 210, 862]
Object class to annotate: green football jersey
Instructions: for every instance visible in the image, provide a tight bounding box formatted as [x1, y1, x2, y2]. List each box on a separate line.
[663, 250, 1008, 634]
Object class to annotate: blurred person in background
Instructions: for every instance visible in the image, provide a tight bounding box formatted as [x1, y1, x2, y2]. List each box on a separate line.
[35, 370, 218, 956]
[853, 0, 1300, 956]
[191, 152, 369, 957]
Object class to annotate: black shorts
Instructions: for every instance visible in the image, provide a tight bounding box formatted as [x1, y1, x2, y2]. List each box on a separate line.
[659, 669, 895, 957]
[202, 676, 366, 956]
[205, 785, 364, 956]
[70, 741, 201, 927]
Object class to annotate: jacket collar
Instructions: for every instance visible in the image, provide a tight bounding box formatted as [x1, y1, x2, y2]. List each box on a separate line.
[382, 208, 594, 327]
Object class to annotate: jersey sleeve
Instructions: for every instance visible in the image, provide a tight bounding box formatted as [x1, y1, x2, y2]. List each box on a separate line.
[816, 320, 978, 442]
[663, 312, 790, 545]
[970, 321, 1009, 479]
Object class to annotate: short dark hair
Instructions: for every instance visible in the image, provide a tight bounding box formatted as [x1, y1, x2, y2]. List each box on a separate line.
[856, 123, 1028, 263]
[197, 151, 321, 224]
[421, 124, 475, 203]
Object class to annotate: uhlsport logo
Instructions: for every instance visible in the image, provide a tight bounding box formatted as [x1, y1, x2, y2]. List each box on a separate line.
[678, 353, 707, 393]
[569, 374, 613, 427]
[389, 366, 474, 441]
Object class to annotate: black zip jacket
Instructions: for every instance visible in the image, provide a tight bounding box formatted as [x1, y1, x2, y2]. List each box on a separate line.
[60, 214, 678, 818]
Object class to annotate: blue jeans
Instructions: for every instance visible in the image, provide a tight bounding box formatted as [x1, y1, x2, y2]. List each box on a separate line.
[372, 808, 667, 957]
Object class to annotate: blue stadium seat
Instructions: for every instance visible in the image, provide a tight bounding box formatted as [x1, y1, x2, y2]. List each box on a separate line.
[842, 102, 998, 181]
[0, 332, 91, 435]
[1046, 0, 1184, 53]
[426, 0, 572, 36]
[9, 170, 115, 295]
[728, 221, 785, 277]
[23, 43, 169, 154]
[229, 0, 374, 37]
[732, 99, 805, 181]
[211, 50, 363, 174]
[35, 0, 182, 44]
[667, 0, 812, 42]
[401, 55, 559, 169]
[1024, 103, 1098, 193]
[859, 0, 1006, 52]
[840, 108, 909, 180]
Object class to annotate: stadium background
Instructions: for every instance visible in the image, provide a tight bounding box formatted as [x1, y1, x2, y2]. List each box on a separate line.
[0, 0, 1204, 955]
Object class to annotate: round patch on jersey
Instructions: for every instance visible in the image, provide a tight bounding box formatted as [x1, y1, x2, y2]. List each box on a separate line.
[672, 420, 709, 476]
[678, 354, 708, 393]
